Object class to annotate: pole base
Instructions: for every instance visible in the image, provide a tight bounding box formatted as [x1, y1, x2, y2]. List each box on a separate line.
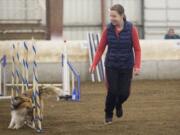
[57, 95, 72, 101]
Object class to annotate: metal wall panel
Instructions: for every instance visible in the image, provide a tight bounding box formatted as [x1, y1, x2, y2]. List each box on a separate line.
[63, 0, 101, 40]
[64, 0, 101, 25]
[0, 0, 45, 24]
[63, 27, 101, 40]
[3, 0, 180, 39]
[63, 0, 143, 40]
[144, 0, 180, 39]
[105, 0, 142, 25]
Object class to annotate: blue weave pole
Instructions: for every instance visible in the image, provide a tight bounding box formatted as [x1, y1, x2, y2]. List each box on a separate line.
[0, 55, 7, 67]
[0, 55, 7, 96]
[32, 44, 42, 133]
[23, 42, 29, 92]
[24, 42, 28, 51]
[11, 45, 21, 96]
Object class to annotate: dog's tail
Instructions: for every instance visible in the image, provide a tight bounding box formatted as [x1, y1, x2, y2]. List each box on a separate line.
[38, 85, 63, 96]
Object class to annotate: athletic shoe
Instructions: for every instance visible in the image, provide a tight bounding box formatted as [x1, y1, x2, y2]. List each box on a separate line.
[104, 117, 112, 125]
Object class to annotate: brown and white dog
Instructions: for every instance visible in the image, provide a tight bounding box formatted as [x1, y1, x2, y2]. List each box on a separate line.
[8, 85, 62, 130]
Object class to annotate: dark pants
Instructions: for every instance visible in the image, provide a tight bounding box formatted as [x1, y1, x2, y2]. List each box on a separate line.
[105, 67, 133, 118]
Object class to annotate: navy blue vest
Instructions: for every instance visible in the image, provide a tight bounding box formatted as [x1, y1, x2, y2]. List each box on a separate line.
[105, 21, 134, 69]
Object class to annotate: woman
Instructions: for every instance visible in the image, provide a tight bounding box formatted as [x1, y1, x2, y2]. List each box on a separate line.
[89, 4, 141, 124]
[164, 28, 180, 39]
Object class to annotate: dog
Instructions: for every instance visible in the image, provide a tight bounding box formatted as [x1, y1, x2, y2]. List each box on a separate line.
[8, 96, 33, 129]
[8, 85, 62, 130]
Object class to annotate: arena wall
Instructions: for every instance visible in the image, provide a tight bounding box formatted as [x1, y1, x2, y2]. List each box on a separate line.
[0, 40, 180, 82]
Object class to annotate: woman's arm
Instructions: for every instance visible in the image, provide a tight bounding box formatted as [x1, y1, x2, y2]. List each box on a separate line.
[91, 28, 108, 68]
[132, 26, 141, 70]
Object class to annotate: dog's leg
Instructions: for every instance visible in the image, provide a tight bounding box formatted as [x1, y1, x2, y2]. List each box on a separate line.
[14, 109, 26, 129]
[25, 110, 34, 129]
[25, 121, 34, 129]
[8, 119, 15, 129]
[40, 100, 44, 120]
[8, 111, 16, 129]
[14, 117, 25, 129]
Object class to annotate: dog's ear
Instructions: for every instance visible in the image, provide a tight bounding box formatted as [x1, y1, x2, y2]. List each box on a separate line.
[11, 97, 23, 109]
[13, 97, 23, 102]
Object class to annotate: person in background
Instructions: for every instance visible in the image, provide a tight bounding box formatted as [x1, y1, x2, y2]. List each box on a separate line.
[164, 28, 180, 39]
[89, 4, 141, 124]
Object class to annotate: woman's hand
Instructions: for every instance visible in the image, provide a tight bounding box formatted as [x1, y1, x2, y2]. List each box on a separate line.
[89, 65, 96, 73]
[133, 68, 140, 76]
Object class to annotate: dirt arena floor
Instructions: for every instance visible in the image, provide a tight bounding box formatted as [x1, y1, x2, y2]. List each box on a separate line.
[0, 80, 180, 135]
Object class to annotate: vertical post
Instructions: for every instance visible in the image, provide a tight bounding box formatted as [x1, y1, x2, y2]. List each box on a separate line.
[77, 75, 80, 101]
[46, 0, 64, 40]
[62, 41, 70, 96]
[90, 33, 101, 82]
[101, 0, 106, 30]
[3, 62, 6, 96]
[15, 43, 20, 96]
[22, 46, 25, 93]
[0, 55, 7, 96]
[71, 72, 74, 92]
[71, 71, 76, 100]
[24, 42, 29, 91]
[11, 44, 15, 97]
[87, 33, 95, 82]
[46, 0, 50, 39]
[32, 41, 42, 132]
[141, 0, 145, 39]
[32, 42, 36, 129]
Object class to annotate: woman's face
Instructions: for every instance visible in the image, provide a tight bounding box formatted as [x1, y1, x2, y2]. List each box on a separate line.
[168, 28, 175, 36]
[110, 10, 124, 26]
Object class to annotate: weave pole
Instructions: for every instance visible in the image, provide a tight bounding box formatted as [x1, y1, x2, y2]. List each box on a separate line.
[0, 55, 7, 97]
[32, 41, 42, 132]
[10, 41, 42, 132]
[9, 41, 31, 97]
[1, 42, 28, 99]
[11, 44, 15, 97]
[22, 42, 29, 92]
[11, 44, 20, 97]
[11, 42, 28, 96]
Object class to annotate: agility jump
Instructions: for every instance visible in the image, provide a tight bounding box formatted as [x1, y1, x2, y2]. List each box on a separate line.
[58, 40, 81, 101]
